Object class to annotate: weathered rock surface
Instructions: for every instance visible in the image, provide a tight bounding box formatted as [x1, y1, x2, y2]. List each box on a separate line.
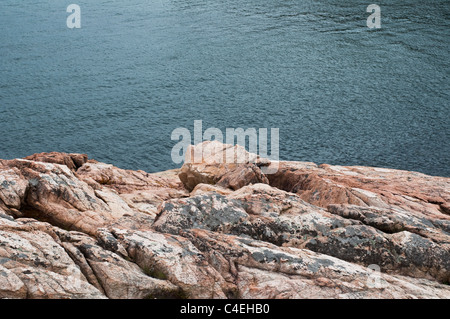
[178, 141, 270, 191]
[24, 152, 88, 172]
[154, 184, 450, 283]
[0, 216, 104, 299]
[268, 161, 450, 218]
[0, 143, 449, 299]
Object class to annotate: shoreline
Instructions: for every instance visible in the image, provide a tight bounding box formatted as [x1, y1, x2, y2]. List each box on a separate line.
[0, 142, 449, 299]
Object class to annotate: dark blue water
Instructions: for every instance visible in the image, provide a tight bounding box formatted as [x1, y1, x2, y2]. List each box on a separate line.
[1, 1, 449, 176]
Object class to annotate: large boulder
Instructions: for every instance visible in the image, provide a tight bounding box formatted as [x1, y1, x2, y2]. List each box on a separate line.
[24, 152, 88, 172]
[178, 141, 270, 191]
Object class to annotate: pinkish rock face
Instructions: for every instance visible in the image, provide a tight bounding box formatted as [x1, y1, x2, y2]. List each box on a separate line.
[0, 143, 449, 299]
[178, 141, 270, 191]
[23, 152, 88, 172]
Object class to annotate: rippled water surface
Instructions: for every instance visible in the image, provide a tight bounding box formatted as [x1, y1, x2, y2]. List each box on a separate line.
[1, 1, 449, 175]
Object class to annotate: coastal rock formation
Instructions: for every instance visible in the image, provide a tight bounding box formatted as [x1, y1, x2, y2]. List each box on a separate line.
[0, 145, 449, 299]
[178, 141, 270, 191]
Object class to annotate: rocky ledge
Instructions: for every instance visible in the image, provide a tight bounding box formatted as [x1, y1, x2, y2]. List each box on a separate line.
[0, 141, 449, 299]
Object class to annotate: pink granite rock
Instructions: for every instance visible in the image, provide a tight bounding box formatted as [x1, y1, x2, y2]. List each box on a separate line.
[0, 147, 448, 299]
